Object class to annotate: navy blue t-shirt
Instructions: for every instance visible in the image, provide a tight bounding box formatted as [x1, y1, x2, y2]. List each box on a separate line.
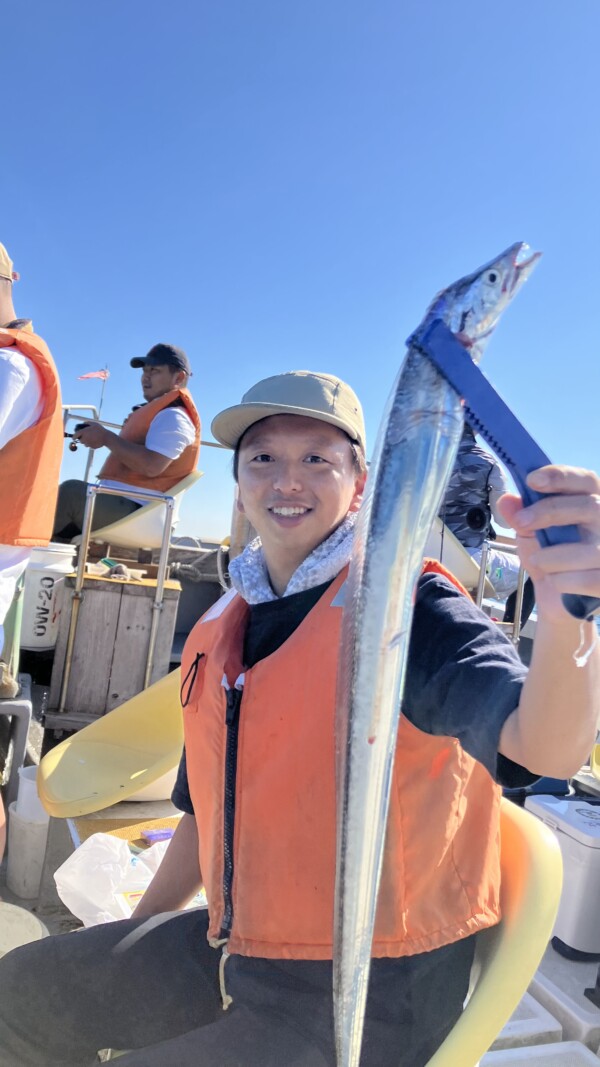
[172, 571, 533, 814]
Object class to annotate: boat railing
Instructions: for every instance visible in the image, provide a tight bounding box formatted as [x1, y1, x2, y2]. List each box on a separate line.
[476, 537, 528, 646]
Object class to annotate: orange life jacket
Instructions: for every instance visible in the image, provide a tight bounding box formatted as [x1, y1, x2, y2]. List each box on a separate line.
[182, 560, 502, 961]
[0, 327, 63, 547]
[98, 388, 200, 492]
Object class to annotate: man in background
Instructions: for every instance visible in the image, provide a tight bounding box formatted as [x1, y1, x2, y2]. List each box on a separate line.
[52, 344, 201, 541]
[440, 422, 535, 625]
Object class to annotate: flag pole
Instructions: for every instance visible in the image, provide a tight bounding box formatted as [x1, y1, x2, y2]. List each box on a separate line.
[98, 366, 109, 419]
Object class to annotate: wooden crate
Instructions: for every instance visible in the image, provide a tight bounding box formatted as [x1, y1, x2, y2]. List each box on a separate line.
[48, 574, 180, 725]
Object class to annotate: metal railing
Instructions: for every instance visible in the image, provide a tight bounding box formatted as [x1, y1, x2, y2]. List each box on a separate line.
[57, 484, 176, 714]
[56, 409, 232, 709]
[476, 539, 528, 646]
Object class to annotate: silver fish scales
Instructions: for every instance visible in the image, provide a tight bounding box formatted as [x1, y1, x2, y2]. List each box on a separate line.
[333, 242, 541, 1067]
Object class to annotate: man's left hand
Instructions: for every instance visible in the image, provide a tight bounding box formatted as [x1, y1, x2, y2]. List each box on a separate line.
[497, 465, 600, 624]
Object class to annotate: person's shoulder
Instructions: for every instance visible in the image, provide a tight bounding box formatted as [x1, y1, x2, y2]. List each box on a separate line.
[150, 405, 194, 427]
[415, 569, 522, 660]
[147, 406, 195, 442]
[417, 569, 465, 599]
[0, 346, 31, 379]
[416, 569, 491, 627]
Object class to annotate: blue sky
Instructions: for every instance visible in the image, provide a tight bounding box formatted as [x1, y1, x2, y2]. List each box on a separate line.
[4, 1, 599, 539]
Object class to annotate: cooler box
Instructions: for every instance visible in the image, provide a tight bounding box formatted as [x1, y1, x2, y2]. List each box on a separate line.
[525, 795, 600, 956]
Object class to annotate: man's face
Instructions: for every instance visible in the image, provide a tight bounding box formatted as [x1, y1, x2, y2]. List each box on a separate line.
[237, 414, 365, 568]
[140, 363, 184, 401]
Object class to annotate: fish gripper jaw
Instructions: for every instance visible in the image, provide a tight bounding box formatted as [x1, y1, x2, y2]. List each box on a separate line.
[410, 317, 600, 621]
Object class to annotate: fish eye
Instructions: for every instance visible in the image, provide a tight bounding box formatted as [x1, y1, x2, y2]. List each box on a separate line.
[484, 270, 501, 285]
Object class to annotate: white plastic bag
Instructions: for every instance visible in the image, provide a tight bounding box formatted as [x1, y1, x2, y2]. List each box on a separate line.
[54, 833, 170, 926]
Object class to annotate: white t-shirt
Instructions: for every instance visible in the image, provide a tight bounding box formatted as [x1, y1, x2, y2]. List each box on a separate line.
[0, 348, 44, 450]
[0, 348, 44, 629]
[99, 406, 196, 504]
[488, 460, 511, 529]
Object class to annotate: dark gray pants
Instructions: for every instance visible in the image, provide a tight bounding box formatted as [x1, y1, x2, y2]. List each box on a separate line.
[0, 908, 474, 1066]
[52, 480, 140, 542]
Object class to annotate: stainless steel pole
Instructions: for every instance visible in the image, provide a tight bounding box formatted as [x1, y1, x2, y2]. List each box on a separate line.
[475, 541, 490, 608]
[143, 495, 175, 689]
[57, 484, 98, 713]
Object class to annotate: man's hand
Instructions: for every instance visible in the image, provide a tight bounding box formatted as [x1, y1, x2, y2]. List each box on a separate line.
[496, 465, 600, 624]
[73, 420, 174, 476]
[74, 421, 111, 451]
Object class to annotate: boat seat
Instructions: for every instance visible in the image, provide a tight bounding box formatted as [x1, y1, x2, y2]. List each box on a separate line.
[37, 668, 183, 818]
[72, 471, 203, 552]
[426, 799, 563, 1066]
[424, 517, 496, 598]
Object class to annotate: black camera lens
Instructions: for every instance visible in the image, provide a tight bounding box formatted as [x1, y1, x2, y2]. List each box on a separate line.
[466, 507, 486, 531]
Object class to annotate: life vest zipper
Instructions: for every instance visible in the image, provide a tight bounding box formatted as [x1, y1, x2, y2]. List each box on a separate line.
[220, 675, 244, 938]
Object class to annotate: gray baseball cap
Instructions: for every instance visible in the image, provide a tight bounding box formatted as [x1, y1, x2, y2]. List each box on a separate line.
[211, 370, 366, 452]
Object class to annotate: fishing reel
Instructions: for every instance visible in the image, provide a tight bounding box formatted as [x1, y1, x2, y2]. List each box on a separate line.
[64, 422, 90, 452]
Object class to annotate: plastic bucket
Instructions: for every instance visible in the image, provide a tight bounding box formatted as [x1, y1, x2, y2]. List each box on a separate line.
[21, 543, 77, 651]
[6, 802, 50, 899]
[0, 903, 49, 956]
[16, 766, 49, 823]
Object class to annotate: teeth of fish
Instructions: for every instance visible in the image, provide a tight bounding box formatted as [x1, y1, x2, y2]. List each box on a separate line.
[271, 506, 308, 516]
[334, 241, 539, 1067]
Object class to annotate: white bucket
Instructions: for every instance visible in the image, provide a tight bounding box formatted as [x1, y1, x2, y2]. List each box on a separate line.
[21, 543, 77, 650]
[0, 903, 49, 956]
[6, 802, 50, 900]
[16, 766, 49, 823]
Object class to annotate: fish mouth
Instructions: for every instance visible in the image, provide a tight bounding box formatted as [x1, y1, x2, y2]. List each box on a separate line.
[513, 244, 542, 282]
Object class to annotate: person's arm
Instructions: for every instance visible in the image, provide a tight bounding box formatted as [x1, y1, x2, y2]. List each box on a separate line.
[405, 571, 533, 788]
[131, 813, 203, 918]
[74, 422, 171, 477]
[499, 466, 600, 777]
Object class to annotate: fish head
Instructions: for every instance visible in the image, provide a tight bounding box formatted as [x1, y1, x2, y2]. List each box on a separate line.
[424, 242, 541, 363]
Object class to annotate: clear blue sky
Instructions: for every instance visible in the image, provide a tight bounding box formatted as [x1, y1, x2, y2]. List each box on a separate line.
[4, 1, 599, 539]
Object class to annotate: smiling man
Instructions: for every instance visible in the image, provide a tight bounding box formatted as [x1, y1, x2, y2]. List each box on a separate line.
[52, 343, 201, 541]
[233, 414, 365, 594]
[3, 370, 600, 1067]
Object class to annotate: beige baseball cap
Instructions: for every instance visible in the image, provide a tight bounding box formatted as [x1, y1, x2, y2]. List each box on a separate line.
[0, 242, 18, 282]
[211, 370, 366, 452]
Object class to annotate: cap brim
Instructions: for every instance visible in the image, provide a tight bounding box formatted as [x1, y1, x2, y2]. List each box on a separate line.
[130, 357, 147, 368]
[211, 402, 362, 451]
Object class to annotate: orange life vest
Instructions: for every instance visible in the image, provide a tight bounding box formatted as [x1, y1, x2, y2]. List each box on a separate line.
[182, 560, 502, 961]
[0, 327, 63, 547]
[98, 388, 200, 492]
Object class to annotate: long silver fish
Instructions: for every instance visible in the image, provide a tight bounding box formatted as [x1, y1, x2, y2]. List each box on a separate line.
[334, 242, 541, 1067]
